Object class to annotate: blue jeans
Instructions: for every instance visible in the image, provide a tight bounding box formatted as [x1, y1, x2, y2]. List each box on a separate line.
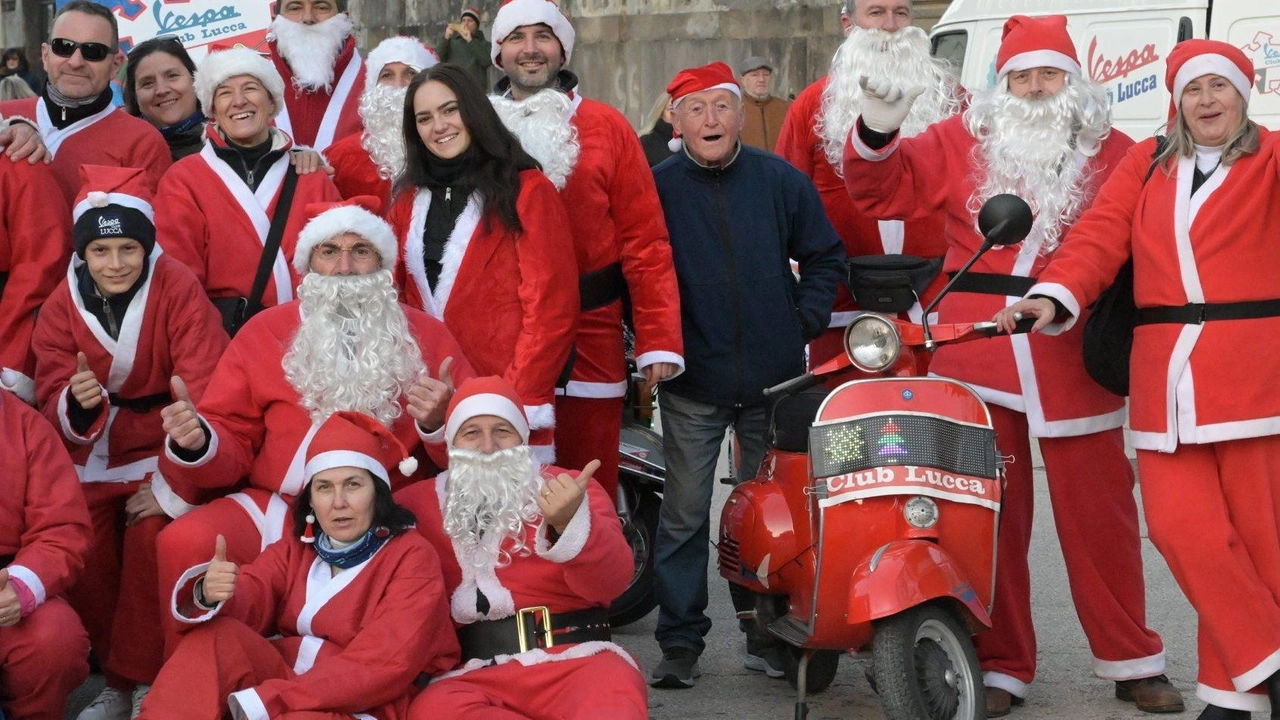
[653, 390, 771, 655]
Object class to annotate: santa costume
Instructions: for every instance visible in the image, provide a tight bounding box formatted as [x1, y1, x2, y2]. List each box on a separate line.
[327, 38, 437, 215]
[0, 147, 73, 405]
[155, 47, 342, 312]
[154, 199, 475, 657]
[0, 388, 93, 720]
[31, 166, 228, 705]
[489, 0, 684, 498]
[843, 15, 1169, 702]
[266, 6, 364, 151]
[396, 376, 646, 719]
[1028, 40, 1280, 715]
[139, 411, 459, 720]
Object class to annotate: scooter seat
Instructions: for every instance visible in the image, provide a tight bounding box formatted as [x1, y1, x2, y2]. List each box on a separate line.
[770, 387, 828, 453]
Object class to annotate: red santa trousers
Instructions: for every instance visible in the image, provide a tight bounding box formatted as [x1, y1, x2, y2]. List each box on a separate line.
[0, 597, 89, 720]
[64, 481, 166, 686]
[1138, 437, 1280, 713]
[976, 405, 1164, 697]
[409, 650, 646, 720]
[555, 395, 622, 500]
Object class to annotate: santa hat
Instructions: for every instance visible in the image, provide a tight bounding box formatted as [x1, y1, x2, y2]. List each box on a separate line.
[304, 410, 418, 488]
[193, 45, 286, 119]
[72, 165, 156, 258]
[445, 376, 531, 447]
[461, 7, 481, 23]
[292, 196, 398, 274]
[664, 61, 742, 152]
[995, 15, 1081, 79]
[365, 36, 438, 89]
[490, 0, 575, 68]
[1166, 39, 1254, 108]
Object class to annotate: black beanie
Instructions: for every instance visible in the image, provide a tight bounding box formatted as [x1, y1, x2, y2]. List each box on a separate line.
[73, 205, 156, 258]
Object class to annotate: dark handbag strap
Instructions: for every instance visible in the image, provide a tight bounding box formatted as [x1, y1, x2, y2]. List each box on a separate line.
[1135, 299, 1280, 326]
[244, 166, 300, 319]
[946, 271, 1036, 297]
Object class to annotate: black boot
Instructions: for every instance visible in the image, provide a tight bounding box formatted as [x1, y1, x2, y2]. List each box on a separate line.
[1267, 669, 1280, 719]
[1196, 703, 1251, 720]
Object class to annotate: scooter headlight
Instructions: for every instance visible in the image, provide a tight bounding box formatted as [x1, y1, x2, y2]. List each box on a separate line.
[843, 314, 901, 372]
[904, 496, 939, 529]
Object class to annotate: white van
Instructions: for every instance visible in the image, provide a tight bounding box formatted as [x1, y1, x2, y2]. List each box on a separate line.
[929, 0, 1280, 138]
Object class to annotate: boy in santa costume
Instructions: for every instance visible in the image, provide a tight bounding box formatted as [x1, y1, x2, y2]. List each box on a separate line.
[138, 410, 458, 720]
[154, 197, 474, 658]
[265, 0, 364, 151]
[0, 388, 93, 720]
[843, 14, 1180, 715]
[487, 0, 684, 499]
[397, 376, 646, 718]
[32, 165, 228, 719]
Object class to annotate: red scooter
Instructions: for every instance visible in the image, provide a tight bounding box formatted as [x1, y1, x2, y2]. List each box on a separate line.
[718, 195, 1035, 720]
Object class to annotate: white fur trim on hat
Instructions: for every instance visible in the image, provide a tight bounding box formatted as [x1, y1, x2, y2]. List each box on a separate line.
[490, 0, 576, 68]
[670, 81, 741, 108]
[194, 47, 287, 119]
[304, 449, 392, 486]
[998, 50, 1082, 78]
[365, 36, 438, 89]
[1173, 54, 1252, 105]
[293, 205, 399, 274]
[445, 393, 531, 446]
[72, 193, 155, 223]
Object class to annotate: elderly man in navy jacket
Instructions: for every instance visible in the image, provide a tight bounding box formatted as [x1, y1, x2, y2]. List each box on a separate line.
[649, 61, 844, 689]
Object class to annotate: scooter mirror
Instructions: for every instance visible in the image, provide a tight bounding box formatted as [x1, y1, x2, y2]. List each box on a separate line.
[977, 194, 1033, 246]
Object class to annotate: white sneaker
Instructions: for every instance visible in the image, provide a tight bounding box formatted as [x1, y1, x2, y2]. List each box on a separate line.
[76, 687, 130, 720]
[130, 684, 150, 719]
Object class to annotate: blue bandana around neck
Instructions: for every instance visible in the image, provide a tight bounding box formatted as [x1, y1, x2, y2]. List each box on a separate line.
[313, 526, 390, 569]
[160, 109, 206, 139]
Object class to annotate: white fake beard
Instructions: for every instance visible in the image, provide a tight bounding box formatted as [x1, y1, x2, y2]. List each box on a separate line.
[282, 270, 426, 426]
[359, 83, 408, 180]
[818, 26, 963, 172]
[964, 75, 1112, 255]
[490, 90, 581, 190]
[443, 445, 542, 568]
[270, 14, 353, 91]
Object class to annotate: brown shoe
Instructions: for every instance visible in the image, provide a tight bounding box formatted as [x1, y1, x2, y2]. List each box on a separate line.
[986, 687, 1025, 718]
[1115, 675, 1186, 713]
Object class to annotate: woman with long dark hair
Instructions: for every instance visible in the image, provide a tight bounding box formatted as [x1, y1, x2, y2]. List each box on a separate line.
[388, 63, 577, 463]
[124, 37, 204, 160]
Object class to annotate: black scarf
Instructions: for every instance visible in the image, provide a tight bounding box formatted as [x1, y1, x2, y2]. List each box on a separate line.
[42, 86, 113, 129]
[422, 149, 475, 289]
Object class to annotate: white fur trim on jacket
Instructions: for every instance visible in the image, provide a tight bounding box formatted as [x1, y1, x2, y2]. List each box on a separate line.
[228, 688, 270, 720]
[151, 472, 200, 519]
[490, 0, 576, 67]
[170, 562, 224, 623]
[365, 37, 437, 89]
[438, 640, 638, 681]
[292, 204, 398, 274]
[534, 491, 590, 562]
[194, 47, 286, 119]
[524, 403, 554, 431]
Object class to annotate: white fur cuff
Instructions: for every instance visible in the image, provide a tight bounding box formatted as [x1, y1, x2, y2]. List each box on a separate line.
[535, 493, 591, 563]
[525, 403, 555, 430]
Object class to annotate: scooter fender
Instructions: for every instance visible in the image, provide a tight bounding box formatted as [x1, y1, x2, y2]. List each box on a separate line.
[846, 540, 992, 632]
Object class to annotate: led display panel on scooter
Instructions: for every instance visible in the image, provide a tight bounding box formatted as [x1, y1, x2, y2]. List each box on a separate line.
[808, 414, 997, 481]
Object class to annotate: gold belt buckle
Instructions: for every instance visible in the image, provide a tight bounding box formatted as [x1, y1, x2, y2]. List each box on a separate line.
[516, 605, 554, 653]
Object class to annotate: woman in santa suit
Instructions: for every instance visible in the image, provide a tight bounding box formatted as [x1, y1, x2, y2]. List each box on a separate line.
[1000, 40, 1280, 720]
[388, 63, 578, 463]
[137, 410, 459, 720]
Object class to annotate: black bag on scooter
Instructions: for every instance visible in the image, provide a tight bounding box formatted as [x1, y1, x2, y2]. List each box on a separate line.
[847, 254, 944, 314]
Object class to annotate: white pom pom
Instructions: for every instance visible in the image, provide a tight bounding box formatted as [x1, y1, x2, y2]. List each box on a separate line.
[399, 456, 419, 476]
[667, 136, 683, 153]
[87, 191, 109, 208]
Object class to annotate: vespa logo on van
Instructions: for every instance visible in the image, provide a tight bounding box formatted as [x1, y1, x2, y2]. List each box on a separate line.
[1243, 33, 1280, 100]
[1088, 38, 1161, 106]
[821, 464, 1001, 511]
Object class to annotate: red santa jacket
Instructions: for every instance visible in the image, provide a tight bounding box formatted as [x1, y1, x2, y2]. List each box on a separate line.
[0, 97, 171, 207]
[155, 127, 342, 308]
[268, 36, 364, 152]
[0, 156, 71, 403]
[1031, 130, 1280, 451]
[326, 131, 391, 215]
[844, 114, 1132, 437]
[390, 170, 578, 427]
[0, 389, 91, 608]
[157, 300, 475, 513]
[32, 254, 228, 486]
[395, 465, 635, 676]
[171, 532, 458, 719]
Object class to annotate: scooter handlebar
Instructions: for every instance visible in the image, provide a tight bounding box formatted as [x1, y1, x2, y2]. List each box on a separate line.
[970, 317, 1039, 337]
[764, 372, 821, 399]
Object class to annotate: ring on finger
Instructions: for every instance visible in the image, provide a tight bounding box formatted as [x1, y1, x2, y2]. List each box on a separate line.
[1013, 311, 1023, 320]
[542, 490, 553, 498]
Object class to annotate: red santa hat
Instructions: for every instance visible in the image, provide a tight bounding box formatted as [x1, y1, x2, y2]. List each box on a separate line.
[72, 165, 156, 258]
[664, 61, 741, 152]
[461, 7, 481, 23]
[292, 196, 398, 274]
[445, 376, 531, 447]
[303, 410, 418, 488]
[995, 15, 1081, 80]
[193, 45, 286, 119]
[490, 0, 575, 68]
[364, 36, 439, 89]
[1166, 39, 1254, 108]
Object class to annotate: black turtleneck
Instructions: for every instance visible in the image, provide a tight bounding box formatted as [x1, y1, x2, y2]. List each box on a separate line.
[422, 149, 475, 288]
[42, 87, 113, 129]
[212, 134, 284, 191]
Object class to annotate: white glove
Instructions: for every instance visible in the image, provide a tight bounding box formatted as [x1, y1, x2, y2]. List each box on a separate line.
[858, 76, 925, 134]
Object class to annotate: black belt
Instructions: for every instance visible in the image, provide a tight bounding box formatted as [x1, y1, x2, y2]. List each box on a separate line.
[457, 606, 611, 661]
[108, 391, 171, 413]
[947, 272, 1036, 297]
[579, 262, 624, 312]
[1135, 298, 1280, 326]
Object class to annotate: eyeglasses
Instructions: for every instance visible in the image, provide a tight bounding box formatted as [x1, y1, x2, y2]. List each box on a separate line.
[314, 243, 378, 261]
[50, 38, 113, 62]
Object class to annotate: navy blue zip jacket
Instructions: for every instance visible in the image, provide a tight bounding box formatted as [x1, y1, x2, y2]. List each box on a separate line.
[654, 143, 844, 407]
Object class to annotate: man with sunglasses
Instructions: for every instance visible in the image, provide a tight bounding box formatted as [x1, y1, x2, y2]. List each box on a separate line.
[0, 0, 171, 207]
[266, 0, 364, 152]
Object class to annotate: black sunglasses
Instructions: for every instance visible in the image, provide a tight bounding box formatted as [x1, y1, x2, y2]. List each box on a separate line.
[50, 37, 113, 62]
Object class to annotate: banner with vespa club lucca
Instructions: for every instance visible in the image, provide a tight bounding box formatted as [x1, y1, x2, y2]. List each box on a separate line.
[60, 0, 277, 59]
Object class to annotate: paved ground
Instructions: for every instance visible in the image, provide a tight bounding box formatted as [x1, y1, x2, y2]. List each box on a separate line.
[67, 444, 1203, 720]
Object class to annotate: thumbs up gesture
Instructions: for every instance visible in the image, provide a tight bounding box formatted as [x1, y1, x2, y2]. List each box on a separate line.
[538, 458, 599, 535]
[201, 535, 238, 604]
[70, 352, 104, 410]
[0, 567, 20, 627]
[406, 356, 457, 432]
[161, 376, 207, 451]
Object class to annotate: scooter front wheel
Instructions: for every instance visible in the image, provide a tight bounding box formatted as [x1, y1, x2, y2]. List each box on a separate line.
[872, 603, 985, 720]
